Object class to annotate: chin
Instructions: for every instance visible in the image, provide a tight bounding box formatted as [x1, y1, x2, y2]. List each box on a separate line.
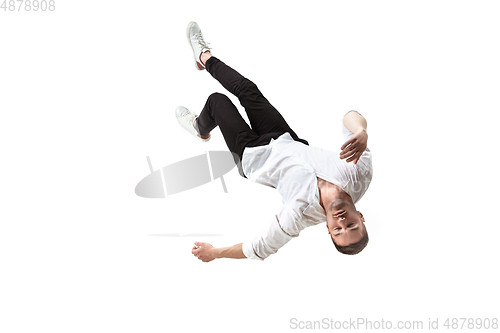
[330, 200, 349, 210]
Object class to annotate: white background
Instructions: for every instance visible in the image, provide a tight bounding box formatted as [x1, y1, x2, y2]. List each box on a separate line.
[1, 1, 499, 332]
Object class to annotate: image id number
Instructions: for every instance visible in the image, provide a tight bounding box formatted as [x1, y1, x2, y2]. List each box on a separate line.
[1, 0, 55, 11]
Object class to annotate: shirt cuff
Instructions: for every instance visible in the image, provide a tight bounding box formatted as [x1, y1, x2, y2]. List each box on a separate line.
[242, 240, 264, 261]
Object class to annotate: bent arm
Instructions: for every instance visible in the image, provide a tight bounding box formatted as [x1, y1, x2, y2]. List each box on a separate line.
[343, 110, 367, 133]
[340, 111, 369, 164]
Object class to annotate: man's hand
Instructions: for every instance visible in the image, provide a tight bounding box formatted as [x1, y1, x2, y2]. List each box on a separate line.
[192, 242, 217, 262]
[340, 129, 368, 164]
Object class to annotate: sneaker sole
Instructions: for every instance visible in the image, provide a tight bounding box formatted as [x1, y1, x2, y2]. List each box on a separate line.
[186, 21, 205, 71]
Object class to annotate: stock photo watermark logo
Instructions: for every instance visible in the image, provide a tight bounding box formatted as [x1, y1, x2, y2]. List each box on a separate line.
[135, 151, 238, 198]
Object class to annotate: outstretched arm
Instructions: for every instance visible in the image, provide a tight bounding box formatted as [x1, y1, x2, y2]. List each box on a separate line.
[192, 242, 246, 262]
[340, 111, 368, 164]
[192, 213, 294, 262]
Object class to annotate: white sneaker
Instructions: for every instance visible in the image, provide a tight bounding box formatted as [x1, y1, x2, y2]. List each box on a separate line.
[186, 21, 211, 70]
[175, 106, 211, 142]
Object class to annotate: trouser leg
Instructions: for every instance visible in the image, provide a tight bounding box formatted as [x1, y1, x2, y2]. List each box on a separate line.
[204, 56, 308, 146]
[196, 92, 258, 177]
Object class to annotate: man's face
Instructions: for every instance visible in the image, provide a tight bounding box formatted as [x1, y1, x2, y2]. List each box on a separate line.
[326, 200, 365, 247]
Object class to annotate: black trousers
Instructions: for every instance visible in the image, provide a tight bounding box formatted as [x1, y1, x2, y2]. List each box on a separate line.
[196, 57, 309, 177]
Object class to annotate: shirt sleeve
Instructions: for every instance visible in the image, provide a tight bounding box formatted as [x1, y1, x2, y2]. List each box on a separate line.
[241, 208, 296, 261]
[342, 110, 364, 143]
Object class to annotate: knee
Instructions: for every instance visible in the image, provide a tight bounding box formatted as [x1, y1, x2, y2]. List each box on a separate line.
[208, 92, 230, 102]
[207, 93, 233, 110]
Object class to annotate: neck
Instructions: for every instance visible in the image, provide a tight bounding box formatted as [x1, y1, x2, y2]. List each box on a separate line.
[317, 177, 353, 212]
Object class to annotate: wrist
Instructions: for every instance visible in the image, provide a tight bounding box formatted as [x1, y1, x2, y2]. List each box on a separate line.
[212, 247, 223, 259]
[356, 128, 367, 134]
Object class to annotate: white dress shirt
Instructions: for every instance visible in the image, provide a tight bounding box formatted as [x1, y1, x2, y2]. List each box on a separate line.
[240, 112, 373, 260]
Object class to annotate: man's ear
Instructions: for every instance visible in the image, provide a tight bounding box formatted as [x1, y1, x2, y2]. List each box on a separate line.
[358, 211, 365, 222]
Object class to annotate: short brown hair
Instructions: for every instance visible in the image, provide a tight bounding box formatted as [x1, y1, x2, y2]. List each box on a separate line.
[332, 224, 369, 255]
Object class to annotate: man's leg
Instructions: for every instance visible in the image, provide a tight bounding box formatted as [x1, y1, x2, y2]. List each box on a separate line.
[201, 53, 308, 146]
[196, 92, 259, 177]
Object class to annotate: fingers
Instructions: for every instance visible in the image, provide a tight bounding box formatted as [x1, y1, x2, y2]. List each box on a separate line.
[340, 144, 359, 159]
[192, 242, 202, 254]
[341, 142, 366, 163]
[346, 151, 362, 163]
[192, 247, 203, 260]
[192, 242, 200, 254]
[340, 138, 361, 157]
[346, 151, 359, 163]
[192, 243, 208, 262]
[192, 242, 215, 262]
[340, 147, 356, 159]
[341, 137, 355, 150]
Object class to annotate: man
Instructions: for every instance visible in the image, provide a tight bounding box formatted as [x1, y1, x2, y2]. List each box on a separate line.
[176, 22, 373, 262]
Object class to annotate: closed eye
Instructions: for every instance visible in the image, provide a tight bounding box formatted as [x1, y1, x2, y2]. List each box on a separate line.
[334, 226, 358, 236]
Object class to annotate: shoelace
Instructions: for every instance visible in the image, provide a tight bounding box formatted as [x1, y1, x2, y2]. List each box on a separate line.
[193, 32, 211, 51]
[180, 110, 195, 124]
